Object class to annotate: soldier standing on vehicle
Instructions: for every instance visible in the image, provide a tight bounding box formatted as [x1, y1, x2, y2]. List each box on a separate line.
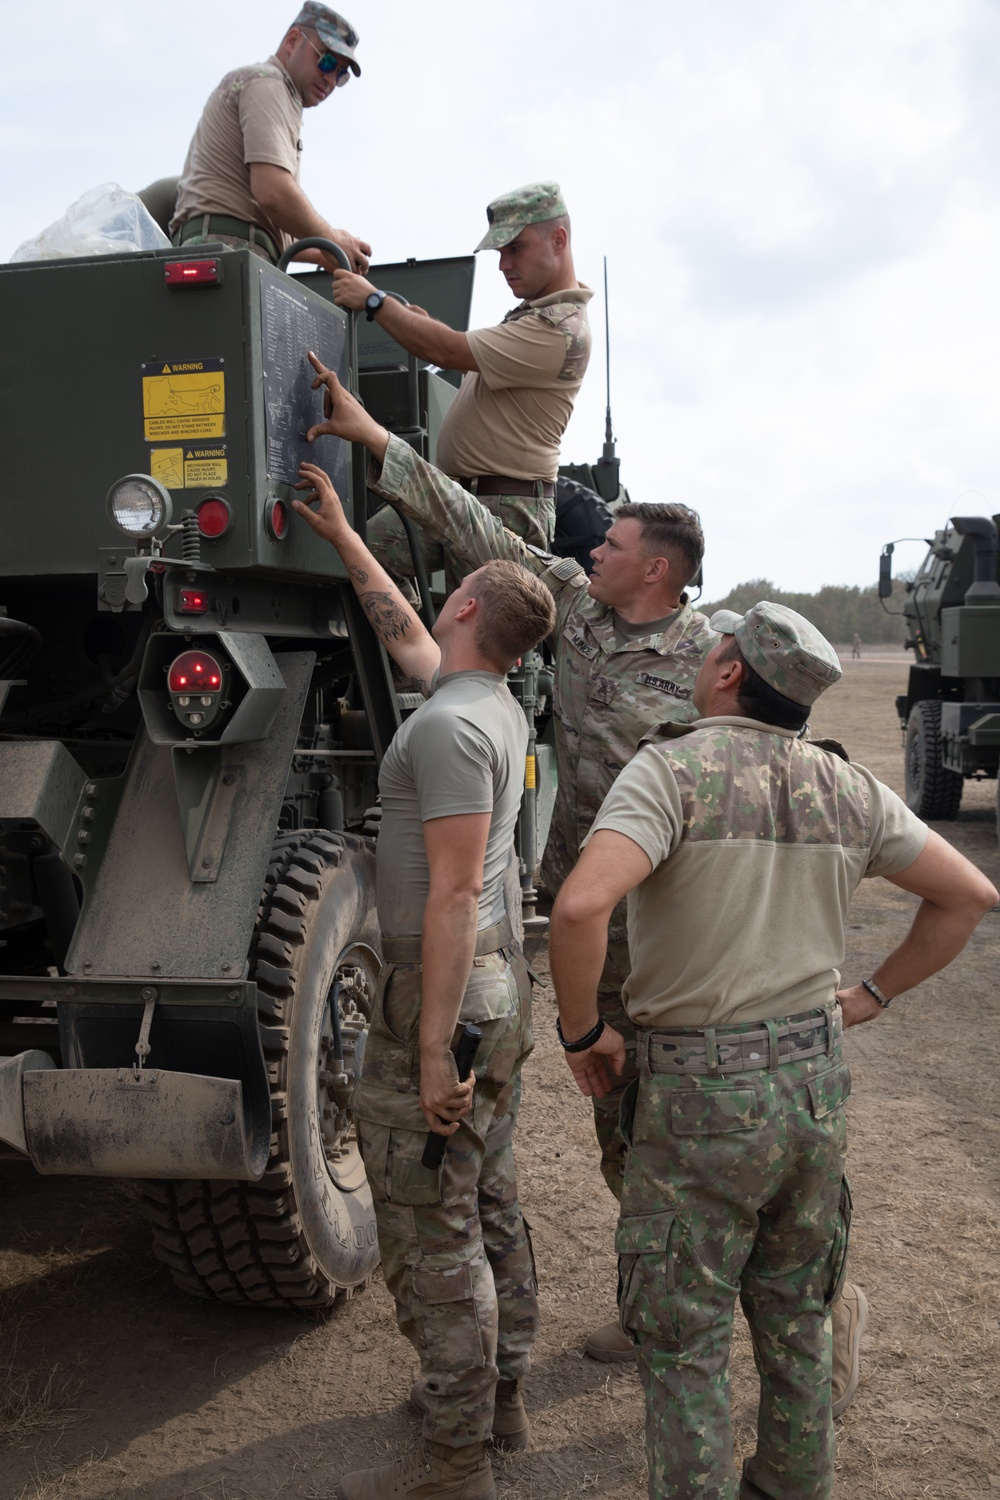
[548, 602, 997, 1500]
[170, 4, 371, 274]
[331, 181, 592, 562]
[292, 462, 555, 1500]
[302, 357, 871, 1412]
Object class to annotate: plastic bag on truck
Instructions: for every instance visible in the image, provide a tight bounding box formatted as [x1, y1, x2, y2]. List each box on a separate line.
[10, 182, 171, 262]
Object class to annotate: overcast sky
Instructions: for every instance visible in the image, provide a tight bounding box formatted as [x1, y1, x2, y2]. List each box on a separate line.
[4, 0, 998, 599]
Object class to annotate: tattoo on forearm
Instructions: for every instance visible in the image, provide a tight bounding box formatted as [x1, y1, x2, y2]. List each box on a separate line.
[359, 590, 414, 642]
[348, 564, 369, 585]
[412, 676, 430, 698]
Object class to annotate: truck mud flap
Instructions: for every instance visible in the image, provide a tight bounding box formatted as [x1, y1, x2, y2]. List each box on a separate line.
[2, 1057, 269, 1179]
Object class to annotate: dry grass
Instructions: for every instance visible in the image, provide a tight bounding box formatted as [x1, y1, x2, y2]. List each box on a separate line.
[0, 1348, 78, 1448]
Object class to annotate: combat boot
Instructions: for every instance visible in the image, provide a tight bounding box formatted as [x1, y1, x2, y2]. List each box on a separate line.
[831, 1282, 869, 1418]
[584, 1319, 636, 1363]
[491, 1377, 529, 1451]
[409, 1380, 529, 1451]
[336, 1439, 495, 1500]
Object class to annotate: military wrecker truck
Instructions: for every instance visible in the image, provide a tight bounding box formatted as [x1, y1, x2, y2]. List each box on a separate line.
[881, 514, 1000, 836]
[0, 236, 554, 1310]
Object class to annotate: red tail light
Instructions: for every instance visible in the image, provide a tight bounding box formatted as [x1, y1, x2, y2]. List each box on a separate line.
[168, 651, 223, 694]
[196, 496, 232, 538]
[164, 259, 220, 286]
[266, 499, 288, 541]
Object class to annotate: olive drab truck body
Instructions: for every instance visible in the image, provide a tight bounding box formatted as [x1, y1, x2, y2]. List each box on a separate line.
[0, 240, 494, 1309]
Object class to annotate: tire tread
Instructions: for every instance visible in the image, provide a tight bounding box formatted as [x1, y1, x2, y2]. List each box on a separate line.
[136, 832, 377, 1309]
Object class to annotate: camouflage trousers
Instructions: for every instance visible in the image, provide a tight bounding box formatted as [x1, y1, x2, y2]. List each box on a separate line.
[366, 483, 555, 592]
[617, 1008, 852, 1500]
[352, 954, 538, 1450]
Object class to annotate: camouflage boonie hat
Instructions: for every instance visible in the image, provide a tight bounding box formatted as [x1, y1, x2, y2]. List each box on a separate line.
[709, 602, 842, 706]
[292, 2, 361, 74]
[474, 182, 568, 252]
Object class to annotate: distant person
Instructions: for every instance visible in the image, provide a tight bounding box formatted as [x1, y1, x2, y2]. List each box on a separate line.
[331, 181, 592, 562]
[293, 459, 555, 1500]
[170, 4, 370, 273]
[549, 602, 998, 1500]
[852, 632, 863, 659]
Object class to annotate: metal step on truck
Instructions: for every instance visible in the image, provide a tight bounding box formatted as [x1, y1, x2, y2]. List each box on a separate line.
[0, 235, 559, 1310]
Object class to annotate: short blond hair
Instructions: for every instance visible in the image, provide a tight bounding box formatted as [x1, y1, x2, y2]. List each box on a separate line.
[471, 561, 555, 670]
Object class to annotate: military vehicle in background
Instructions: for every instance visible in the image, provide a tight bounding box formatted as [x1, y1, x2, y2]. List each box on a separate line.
[0, 232, 552, 1311]
[880, 515, 1000, 835]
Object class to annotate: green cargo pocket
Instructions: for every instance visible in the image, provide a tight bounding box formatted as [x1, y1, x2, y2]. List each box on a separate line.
[409, 1263, 486, 1371]
[388, 1127, 443, 1206]
[825, 1175, 853, 1307]
[616, 1211, 679, 1345]
[670, 1085, 759, 1135]
[808, 1062, 852, 1121]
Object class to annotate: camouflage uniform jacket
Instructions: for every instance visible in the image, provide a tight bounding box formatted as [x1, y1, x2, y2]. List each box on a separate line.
[370, 435, 715, 899]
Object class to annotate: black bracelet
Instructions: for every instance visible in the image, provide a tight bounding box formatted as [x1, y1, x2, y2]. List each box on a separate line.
[556, 1016, 605, 1052]
[861, 977, 892, 1009]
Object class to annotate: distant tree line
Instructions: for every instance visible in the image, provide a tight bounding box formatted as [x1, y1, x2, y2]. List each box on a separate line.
[700, 577, 912, 646]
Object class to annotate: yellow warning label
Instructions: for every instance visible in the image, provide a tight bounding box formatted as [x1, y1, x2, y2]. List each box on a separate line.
[142, 360, 225, 442]
[150, 446, 184, 488]
[149, 444, 229, 490]
[524, 754, 537, 790]
[185, 457, 228, 486]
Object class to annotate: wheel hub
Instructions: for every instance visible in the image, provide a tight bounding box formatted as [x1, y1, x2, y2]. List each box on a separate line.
[316, 946, 377, 1190]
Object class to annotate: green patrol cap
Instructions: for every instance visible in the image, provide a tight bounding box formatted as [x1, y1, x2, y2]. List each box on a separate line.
[292, 3, 361, 75]
[708, 602, 842, 706]
[474, 182, 568, 252]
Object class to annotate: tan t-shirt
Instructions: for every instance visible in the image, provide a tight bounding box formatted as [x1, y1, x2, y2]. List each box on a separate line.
[170, 57, 303, 249]
[586, 716, 928, 1028]
[434, 286, 594, 482]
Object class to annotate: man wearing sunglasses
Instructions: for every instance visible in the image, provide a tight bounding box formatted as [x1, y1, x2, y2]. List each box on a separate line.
[170, 3, 371, 274]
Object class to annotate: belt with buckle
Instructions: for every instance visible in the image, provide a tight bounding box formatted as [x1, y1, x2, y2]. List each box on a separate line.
[639, 1006, 841, 1076]
[381, 915, 513, 965]
[174, 215, 280, 264]
[457, 476, 556, 500]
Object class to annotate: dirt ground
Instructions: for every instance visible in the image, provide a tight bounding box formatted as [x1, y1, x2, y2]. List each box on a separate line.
[2, 654, 999, 1500]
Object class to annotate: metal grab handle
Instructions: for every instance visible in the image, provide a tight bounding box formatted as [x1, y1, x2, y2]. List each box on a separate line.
[365, 292, 436, 626]
[277, 237, 351, 272]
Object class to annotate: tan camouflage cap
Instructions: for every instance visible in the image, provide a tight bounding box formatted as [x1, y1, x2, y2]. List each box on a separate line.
[709, 602, 842, 706]
[474, 182, 568, 252]
[292, 2, 361, 75]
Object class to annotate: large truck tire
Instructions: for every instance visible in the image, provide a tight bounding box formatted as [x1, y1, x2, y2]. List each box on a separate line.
[904, 701, 963, 820]
[137, 831, 382, 1309]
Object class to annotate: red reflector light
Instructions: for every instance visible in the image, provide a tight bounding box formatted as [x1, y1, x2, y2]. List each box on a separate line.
[270, 501, 288, 539]
[196, 497, 231, 538]
[178, 589, 209, 614]
[168, 650, 223, 694]
[164, 259, 219, 286]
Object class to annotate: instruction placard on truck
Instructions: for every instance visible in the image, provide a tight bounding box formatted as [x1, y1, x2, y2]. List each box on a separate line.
[142, 359, 226, 441]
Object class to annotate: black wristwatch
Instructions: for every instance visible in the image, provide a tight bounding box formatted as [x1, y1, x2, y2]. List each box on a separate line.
[365, 290, 386, 321]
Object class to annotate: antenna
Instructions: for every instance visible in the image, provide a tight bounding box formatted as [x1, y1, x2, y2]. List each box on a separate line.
[593, 257, 621, 502]
[603, 257, 614, 456]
